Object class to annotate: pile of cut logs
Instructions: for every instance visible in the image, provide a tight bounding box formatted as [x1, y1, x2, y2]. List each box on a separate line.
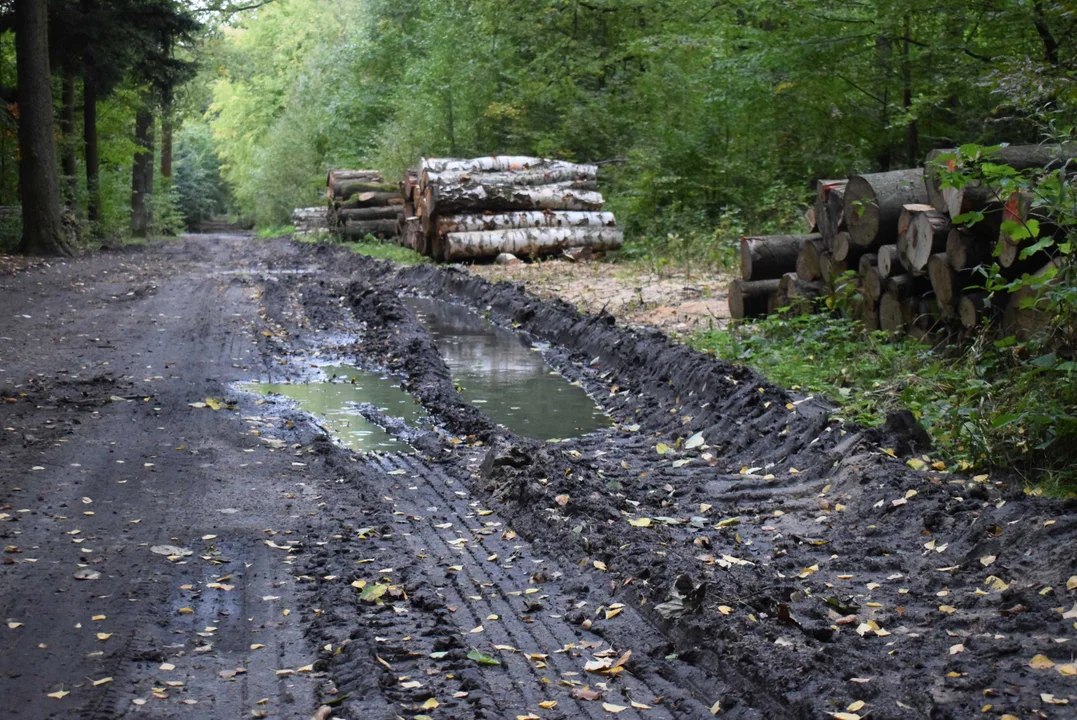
[399, 156, 623, 262]
[326, 169, 402, 240]
[292, 206, 329, 236]
[730, 144, 1074, 341]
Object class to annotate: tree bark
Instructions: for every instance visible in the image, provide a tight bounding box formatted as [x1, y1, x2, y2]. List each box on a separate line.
[333, 180, 400, 201]
[60, 67, 77, 207]
[130, 104, 155, 237]
[428, 181, 605, 215]
[739, 233, 818, 281]
[422, 166, 597, 190]
[421, 156, 588, 174]
[795, 237, 825, 281]
[898, 204, 950, 272]
[15, 0, 71, 256]
[437, 210, 616, 235]
[844, 168, 928, 248]
[83, 67, 100, 229]
[442, 227, 623, 261]
[728, 278, 780, 320]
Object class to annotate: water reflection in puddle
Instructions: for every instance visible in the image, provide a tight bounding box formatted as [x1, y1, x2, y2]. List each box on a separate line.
[239, 365, 426, 452]
[404, 296, 611, 440]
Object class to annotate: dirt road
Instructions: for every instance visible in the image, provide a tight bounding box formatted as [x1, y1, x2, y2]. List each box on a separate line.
[1, 235, 1074, 720]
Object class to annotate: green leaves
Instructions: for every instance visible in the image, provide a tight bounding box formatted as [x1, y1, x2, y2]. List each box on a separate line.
[467, 648, 501, 666]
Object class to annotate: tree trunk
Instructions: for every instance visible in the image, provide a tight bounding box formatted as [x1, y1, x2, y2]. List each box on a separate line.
[60, 67, 77, 207]
[927, 252, 970, 309]
[879, 292, 907, 332]
[442, 227, 623, 261]
[945, 228, 992, 271]
[15, 0, 71, 256]
[341, 219, 399, 239]
[437, 210, 616, 236]
[130, 104, 155, 237]
[739, 233, 818, 281]
[898, 204, 950, 272]
[422, 166, 597, 190]
[428, 181, 605, 215]
[831, 230, 864, 262]
[860, 298, 880, 330]
[160, 95, 173, 181]
[795, 237, 825, 281]
[803, 206, 817, 233]
[83, 67, 100, 229]
[728, 278, 780, 320]
[421, 156, 587, 174]
[844, 168, 928, 248]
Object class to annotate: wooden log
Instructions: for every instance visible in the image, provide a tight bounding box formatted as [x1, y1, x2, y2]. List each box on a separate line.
[1002, 259, 1061, 340]
[729, 278, 781, 320]
[877, 244, 900, 278]
[958, 292, 998, 329]
[337, 192, 404, 210]
[860, 297, 880, 331]
[925, 144, 1077, 219]
[436, 211, 616, 236]
[885, 273, 927, 298]
[825, 185, 847, 248]
[831, 230, 863, 263]
[739, 234, 819, 281]
[776, 272, 825, 312]
[879, 292, 907, 333]
[441, 226, 623, 261]
[428, 181, 605, 215]
[422, 166, 597, 190]
[327, 169, 383, 199]
[927, 252, 972, 309]
[819, 252, 848, 284]
[421, 156, 592, 174]
[898, 205, 950, 272]
[337, 206, 404, 222]
[341, 219, 399, 239]
[860, 257, 883, 302]
[997, 190, 1059, 269]
[334, 180, 400, 201]
[804, 206, 817, 233]
[945, 228, 992, 271]
[844, 168, 928, 248]
[796, 238, 825, 281]
[814, 179, 847, 244]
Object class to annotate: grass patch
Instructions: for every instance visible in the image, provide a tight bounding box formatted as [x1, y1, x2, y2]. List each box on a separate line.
[690, 311, 1077, 495]
[292, 232, 428, 265]
[257, 224, 295, 239]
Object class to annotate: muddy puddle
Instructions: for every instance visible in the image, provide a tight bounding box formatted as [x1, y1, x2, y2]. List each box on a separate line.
[403, 296, 611, 440]
[240, 365, 426, 452]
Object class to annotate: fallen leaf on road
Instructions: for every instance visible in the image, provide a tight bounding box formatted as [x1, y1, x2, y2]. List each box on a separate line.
[151, 545, 193, 558]
[74, 569, 101, 581]
[1029, 654, 1055, 669]
[92, 677, 112, 686]
[602, 703, 628, 713]
[467, 648, 500, 666]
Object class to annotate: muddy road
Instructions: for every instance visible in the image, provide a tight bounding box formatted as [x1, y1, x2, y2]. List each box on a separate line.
[1, 235, 1074, 720]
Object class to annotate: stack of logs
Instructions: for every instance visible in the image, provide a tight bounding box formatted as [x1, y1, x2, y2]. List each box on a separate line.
[326, 169, 403, 240]
[399, 156, 623, 262]
[730, 144, 1074, 341]
[292, 207, 329, 236]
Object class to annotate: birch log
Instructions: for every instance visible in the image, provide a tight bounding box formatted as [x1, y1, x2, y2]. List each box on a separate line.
[421, 156, 589, 174]
[428, 182, 605, 215]
[441, 227, 623, 261]
[423, 166, 597, 189]
[436, 210, 616, 235]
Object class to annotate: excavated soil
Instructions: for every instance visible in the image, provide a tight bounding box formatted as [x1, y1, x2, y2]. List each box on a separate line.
[1, 234, 1074, 720]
